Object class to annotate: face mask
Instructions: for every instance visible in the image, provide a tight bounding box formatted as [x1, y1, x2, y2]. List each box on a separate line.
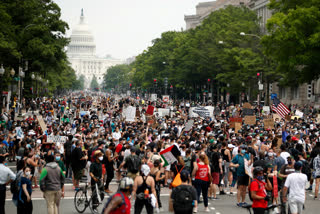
[98, 156, 103, 161]
[56, 156, 61, 161]
[25, 172, 31, 177]
[241, 149, 246, 154]
[108, 137, 112, 140]
[256, 175, 264, 181]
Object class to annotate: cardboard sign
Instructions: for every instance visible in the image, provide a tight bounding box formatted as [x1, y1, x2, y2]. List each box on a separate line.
[285, 115, 291, 121]
[146, 115, 156, 125]
[243, 102, 252, 109]
[243, 108, 255, 116]
[264, 118, 274, 129]
[146, 105, 154, 115]
[244, 116, 256, 125]
[277, 137, 282, 148]
[235, 122, 242, 133]
[38, 115, 47, 132]
[273, 114, 281, 121]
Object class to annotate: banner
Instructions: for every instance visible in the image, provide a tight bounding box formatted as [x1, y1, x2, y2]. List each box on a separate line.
[189, 106, 214, 118]
[47, 135, 68, 144]
[159, 145, 181, 167]
[124, 106, 136, 122]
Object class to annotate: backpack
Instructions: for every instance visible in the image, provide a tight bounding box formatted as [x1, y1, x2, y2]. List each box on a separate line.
[11, 170, 23, 195]
[127, 155, 140, 173]
[249, 179, 262, 201]
[301, 160, 311, 180]
[101, 192, 126, 213]
[173, 185, 194, 213]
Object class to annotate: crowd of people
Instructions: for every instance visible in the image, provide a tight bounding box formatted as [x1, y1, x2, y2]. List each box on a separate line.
[0, 91, 319, 214]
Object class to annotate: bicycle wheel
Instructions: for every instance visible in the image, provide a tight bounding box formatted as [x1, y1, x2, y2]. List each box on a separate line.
[89, 189, 100, 214]
[74, 188, 87, 213]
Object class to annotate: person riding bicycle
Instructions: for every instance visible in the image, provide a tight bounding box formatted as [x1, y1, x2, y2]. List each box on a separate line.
[90, 150, 104, 212]
[102, 177, 133, 214]
[249, 166, 272, 214]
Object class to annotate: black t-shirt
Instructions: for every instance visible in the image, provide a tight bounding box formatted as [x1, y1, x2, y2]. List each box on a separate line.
[71, 147, 84, 170]
[90, 161, 102, 179]
[211, 151, 221, 173]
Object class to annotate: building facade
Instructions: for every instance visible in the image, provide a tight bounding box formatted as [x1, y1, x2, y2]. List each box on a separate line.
[248, 0, 320, 105]
[185, 0, 250, 30]
[67, 9, 123, 88]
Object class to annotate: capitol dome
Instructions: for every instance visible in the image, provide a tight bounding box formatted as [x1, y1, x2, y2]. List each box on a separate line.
[67, 9, 96, 58]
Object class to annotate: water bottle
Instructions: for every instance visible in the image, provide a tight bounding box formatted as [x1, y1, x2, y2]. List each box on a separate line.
[144, 189, 149, 199]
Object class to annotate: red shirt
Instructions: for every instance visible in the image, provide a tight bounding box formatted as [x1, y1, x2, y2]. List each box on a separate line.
[195, 163, 209, 181]
[250, 179, 267, 208]
[109, 192, 131, 214]
[115, 144, 123, 154]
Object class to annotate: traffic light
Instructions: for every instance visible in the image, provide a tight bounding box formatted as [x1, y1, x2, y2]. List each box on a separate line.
[153, 79, 157, 88]
[129, 83, 132, 89]
[208, 78, 211, 82]
[170, 85, 173, 94]
[257, 73, 260, 78]
[30, 87, 33, 94]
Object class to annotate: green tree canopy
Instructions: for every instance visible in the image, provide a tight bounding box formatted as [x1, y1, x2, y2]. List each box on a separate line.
[262, 0, 320, 85]
[90, 75, 99, 91]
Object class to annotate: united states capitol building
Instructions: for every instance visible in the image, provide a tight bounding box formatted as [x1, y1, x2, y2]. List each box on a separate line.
[67, 9, 123, 88]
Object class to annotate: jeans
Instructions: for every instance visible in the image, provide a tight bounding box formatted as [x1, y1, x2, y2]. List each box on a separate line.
[134, 198, 153, 214]
[44, 190, 61, 214]
[194, 179, 209, 207]
[0, 184, 6, 214]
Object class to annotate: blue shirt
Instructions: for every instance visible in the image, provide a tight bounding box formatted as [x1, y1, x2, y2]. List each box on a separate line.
[232, 154, 249, 176]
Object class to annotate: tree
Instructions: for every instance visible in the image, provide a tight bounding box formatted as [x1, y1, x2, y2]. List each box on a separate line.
[103, 64, 132, 90]
[262, 0, 320, 85]
[90, 75, 99, 91]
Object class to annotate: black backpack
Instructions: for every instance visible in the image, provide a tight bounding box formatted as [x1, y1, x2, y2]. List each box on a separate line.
[173, 185, 194, 213]
[128, 155, 140, 173]
[10, 171, 23, 194]
[301, 160, 311, 179]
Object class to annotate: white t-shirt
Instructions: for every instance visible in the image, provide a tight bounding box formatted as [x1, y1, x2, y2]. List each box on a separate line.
[280, 152, 291, 164]
[232, 146, 239, 157]
[284, 172, 308, 203]
[112, 132, 121, 140]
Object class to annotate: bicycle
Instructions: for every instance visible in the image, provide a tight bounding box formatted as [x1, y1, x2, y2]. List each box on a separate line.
[74, 182, 105, 214]
[242, 203, 281, 214]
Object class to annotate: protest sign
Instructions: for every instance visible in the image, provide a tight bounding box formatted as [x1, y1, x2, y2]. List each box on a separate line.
[244, 116, 256, 125]
[273, 114, 281, 121]
[146, 105, 154, 115]
[162, 95, 169, 103]
[242, 108, 255, 116]
[295, 110, 304, 118]
[235, 122, 242, 133]
[150, 94, 157, 102]
[230, 117, 242, 123]
[38, 115, 47, 132]
[47, 135, 67, 144]
[244, 159, 253, 178]
[291, 116, 300, 120]
[185, 120, 194, 132]
[263, 106, 270, 114]
[125, 106, 136, 122]
[158, 108, 170, 117]
[263, 118, 274, 129]
[136, 109, 140, 118]
[189, 106, 214, 118]
[243, 102, 252, 109]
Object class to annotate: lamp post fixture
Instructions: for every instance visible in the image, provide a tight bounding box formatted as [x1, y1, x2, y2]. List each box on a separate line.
[18, 65, 25, 117]
[10, 68, 15, 108]
[0, 64, 5, 114]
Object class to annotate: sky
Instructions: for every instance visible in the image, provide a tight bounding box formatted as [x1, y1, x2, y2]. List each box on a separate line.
[54, 0, 209, 60]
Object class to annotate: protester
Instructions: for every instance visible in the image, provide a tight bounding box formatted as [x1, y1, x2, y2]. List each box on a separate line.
[0, 156, 16, 214]
[17, 167, 33, 214]
[40, 155, 65, 214]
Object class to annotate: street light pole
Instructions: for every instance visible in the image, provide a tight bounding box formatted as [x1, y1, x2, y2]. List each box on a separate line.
[0, 64, 5, 114]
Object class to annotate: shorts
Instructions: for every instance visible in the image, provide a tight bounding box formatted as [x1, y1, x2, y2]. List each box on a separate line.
[211, 172, 220, 185]
[237, 174, 249, 186]
[288, 199, 303, 214]
[73, 169, 84, 180]
[127, 172, 139, 180]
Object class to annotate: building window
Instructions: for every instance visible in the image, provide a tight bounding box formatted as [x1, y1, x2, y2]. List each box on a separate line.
[307, 84, 312, 99]
[292, 87, 299, 99]
[280, 87, 286, 98]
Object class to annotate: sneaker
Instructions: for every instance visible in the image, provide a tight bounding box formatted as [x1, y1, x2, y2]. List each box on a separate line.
[212, 197, 219, 200]
[314, 196, 318, 200]
[306, 186, 312, 191]
[104, 189, 113, 194]
[204, 207, 210, 212]
[193, 207, 197, 213]
[237, 202, 243, 207]
[242, 202, 248, 206]
[92, 208, 98, 213]
[220, 191, 226, 195]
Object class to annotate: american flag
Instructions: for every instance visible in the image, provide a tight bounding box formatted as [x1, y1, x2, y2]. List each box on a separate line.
[272, 97, 290, 118]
